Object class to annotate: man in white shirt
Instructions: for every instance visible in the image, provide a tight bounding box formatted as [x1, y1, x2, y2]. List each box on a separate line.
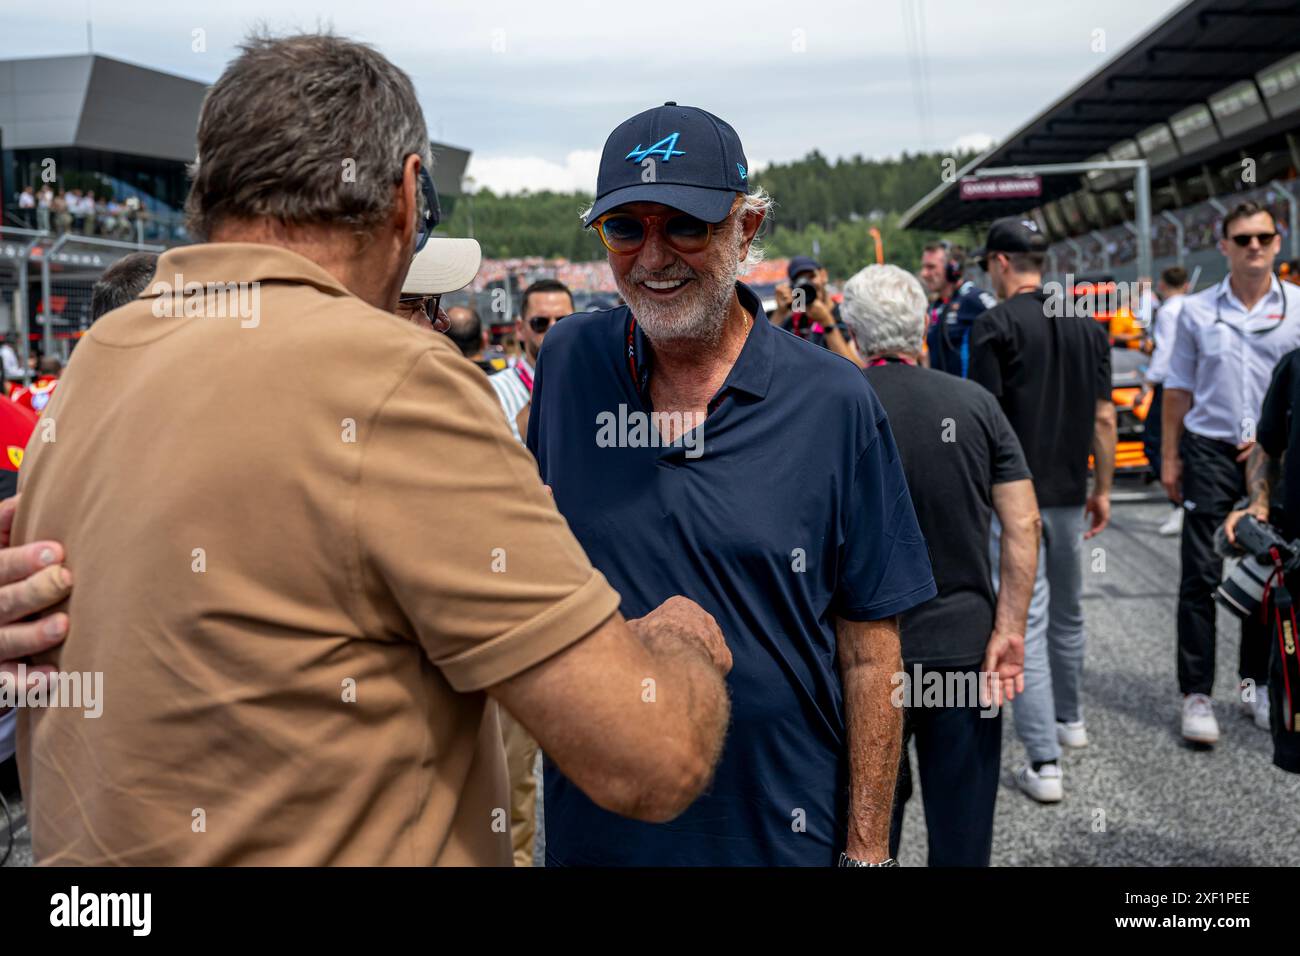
[486, 277, 573, 866]
[1143, 266, 1192, 535]
[1162, 200, 1300, 745]
[489, 278, 573, 444]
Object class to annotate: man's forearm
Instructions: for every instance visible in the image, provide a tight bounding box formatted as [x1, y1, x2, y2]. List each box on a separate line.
[824, 327, 865, 367]
[1162, 388, 1192, 460]
[1244, 443, 1280, 511]
[837, 615, 902, 862]
[632, 618, 731, 789]
[992, 485, 1040, 637]
[1091, 401, 1118, 496]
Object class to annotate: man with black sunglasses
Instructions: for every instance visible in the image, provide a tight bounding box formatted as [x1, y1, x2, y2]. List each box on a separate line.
[489, 278, 573, 443]
[1163, 199, 1300, 746]
[483, 277, 574, 866]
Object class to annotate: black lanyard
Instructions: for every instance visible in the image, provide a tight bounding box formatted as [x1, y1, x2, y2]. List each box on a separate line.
[1215, 284, 1288, 337]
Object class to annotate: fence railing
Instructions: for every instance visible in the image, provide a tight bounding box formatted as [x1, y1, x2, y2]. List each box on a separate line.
[3, 203, 190, 247]
[0, 227, 165, 385]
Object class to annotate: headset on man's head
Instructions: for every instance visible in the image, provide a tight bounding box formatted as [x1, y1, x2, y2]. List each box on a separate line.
[939, 239, 964, 285]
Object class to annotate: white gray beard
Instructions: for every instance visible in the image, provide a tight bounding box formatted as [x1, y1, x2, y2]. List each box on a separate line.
[617, 261, 739, 347]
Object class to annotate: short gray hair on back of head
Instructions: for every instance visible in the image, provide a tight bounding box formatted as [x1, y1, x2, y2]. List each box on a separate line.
[839, 263, 930, 358]
[185, 31, 432, 241]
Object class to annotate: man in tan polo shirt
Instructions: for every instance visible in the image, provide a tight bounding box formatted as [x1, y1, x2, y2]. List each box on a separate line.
[12, 32, 730, 866]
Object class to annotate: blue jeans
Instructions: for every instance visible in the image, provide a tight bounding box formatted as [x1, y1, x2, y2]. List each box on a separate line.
[992, 505, 1087, 763]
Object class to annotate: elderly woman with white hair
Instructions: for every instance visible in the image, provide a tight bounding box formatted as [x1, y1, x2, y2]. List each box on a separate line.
[841, 263, 1043, 865]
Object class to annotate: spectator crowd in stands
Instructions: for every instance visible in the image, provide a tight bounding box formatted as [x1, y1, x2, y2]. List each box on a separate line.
[1047, 182, 1297, 276]
[11, 184, 150, 240]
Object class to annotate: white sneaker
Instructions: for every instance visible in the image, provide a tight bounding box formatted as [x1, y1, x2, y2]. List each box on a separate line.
[1182, 693, 1220, 744]
[1057, 720, 1088, 748]
[1015, 763, 1063, 803]
[1159, 509, 1184, 536]
[1254, 693, 1271, 731]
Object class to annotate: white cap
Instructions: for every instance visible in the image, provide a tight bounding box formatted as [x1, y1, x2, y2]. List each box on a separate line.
[401, 237, 482, 295]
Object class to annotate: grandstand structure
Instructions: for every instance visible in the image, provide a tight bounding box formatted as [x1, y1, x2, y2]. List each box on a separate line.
[900, 0, 1300, 287]
[0, 53, 471, 362]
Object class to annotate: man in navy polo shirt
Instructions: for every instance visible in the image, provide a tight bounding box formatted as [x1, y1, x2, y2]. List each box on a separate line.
[528, 103, 937, 866]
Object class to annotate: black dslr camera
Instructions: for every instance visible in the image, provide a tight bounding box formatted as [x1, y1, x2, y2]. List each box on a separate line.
[1214, 513, 1300, 619]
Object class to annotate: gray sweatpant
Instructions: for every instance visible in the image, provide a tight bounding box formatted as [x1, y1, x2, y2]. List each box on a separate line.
[992, 504, 1087, 764]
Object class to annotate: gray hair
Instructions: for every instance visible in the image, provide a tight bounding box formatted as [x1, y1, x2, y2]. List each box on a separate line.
[185, 32, 432, 241]
[839, 264, 930, 358]
[578, 186, 774, 271]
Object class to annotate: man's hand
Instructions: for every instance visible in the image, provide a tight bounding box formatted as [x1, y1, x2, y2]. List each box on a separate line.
[807, 298, 836, 326]
[1083, 492, 1111, 539]
[627, 595, 731, 675]
[0, 495, 73, 686]
[1225, 503, 1270, 546]
[1236, 441, 1255, 463]
[1161, 453, 1183, 504]
[981, 629, 1024, 708]
[774, 283, 792, 312]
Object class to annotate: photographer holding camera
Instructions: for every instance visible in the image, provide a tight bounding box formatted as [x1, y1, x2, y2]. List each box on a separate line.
[772, 255, 863, 365]
[1223, 354, 1300, 774]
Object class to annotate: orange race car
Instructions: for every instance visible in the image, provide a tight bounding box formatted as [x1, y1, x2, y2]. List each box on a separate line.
[1070, 279, 1154, 475]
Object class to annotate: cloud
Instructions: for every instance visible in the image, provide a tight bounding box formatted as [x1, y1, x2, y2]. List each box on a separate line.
[466, 149, 601, 195]
[950, 132, 996, 154]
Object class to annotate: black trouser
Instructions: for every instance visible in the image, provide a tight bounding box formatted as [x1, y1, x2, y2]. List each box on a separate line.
[1144, 384, 1164, 482]
[887, 664, 1001, 867]
[1266, 575, 1300, 773]
[1177, 432, 1271, 695]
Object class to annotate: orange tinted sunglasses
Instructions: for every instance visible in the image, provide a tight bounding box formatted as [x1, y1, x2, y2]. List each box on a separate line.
[593, 211, 715, 255]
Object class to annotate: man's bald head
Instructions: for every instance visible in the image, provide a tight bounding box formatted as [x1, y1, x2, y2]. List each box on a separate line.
[444, 305, 485, 359]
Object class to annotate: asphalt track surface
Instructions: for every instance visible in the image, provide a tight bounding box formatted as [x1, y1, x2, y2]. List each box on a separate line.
[5, 484, 1296, 867]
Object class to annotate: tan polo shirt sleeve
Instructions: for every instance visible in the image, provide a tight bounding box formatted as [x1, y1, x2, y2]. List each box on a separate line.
[355, 342, 622, 692]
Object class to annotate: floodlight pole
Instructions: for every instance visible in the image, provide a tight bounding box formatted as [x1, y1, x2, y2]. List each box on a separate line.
[973, 159, 1152, 282]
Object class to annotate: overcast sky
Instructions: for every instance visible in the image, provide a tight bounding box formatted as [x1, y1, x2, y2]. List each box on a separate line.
[5, 0, 1185, 194]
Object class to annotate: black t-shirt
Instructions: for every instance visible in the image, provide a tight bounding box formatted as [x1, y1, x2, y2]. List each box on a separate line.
[865, 361, 1031, 667]
[969, 291, 1111, 508]
[1257, 347, 1300, 539]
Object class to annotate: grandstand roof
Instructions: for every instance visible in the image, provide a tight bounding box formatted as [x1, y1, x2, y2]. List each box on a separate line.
[0, 53, 472, 199]
[901, 0, 1300, 232]
[0, 54, 207, 163]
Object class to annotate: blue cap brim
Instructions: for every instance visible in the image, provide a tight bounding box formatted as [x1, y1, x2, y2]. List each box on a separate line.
[584, 183, 738, 226]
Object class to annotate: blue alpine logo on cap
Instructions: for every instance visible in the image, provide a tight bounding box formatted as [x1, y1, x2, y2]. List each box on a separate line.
[626, 132, 685, 164]
[736, 163, 746, 180]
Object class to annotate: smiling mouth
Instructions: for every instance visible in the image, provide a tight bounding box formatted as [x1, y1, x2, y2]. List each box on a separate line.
[639, 277, 694, 298]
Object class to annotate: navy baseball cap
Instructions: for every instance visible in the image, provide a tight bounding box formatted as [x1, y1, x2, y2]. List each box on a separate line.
[973, 216, 1048, 258]
[584, 102, 751, 227]
[787, 256, 821, 281]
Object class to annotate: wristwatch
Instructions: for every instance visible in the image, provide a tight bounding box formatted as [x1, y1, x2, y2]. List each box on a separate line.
[837, 852, 899, 867]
